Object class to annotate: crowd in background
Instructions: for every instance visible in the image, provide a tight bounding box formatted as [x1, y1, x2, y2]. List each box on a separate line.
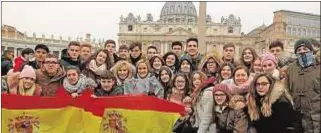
[1, 37, 320, 133]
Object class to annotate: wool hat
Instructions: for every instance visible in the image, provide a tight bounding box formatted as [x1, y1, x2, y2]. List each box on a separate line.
[19, 65, 36, 80]
[294, 39, 313, 54]
[261, 53, 277, 65]
[213, 83, 230, 95]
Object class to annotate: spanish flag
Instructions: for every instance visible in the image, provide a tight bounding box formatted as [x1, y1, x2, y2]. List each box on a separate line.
[1, 93, 184, 133]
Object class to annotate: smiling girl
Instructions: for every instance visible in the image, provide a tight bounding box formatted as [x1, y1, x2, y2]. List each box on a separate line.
[63, 66, 97, 98]
[124, 59, 164, 98]
[239, 47, 259, 70]
[158, 66, 173, 99]
[149, 55, 165, 78]
[7, 65, 42, 96]
[82, 49, 112, 84]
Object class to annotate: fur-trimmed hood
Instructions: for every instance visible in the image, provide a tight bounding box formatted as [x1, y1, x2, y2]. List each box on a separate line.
[198, 51, 222, 72]
[248, 78, 293, 121]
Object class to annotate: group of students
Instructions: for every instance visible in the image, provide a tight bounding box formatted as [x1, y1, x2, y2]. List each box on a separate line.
[1, 37, 320, 133]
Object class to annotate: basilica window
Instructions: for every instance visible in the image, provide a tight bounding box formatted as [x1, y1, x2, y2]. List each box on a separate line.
[188, 28, 192, 32]
[291, 28, 296, 36]
[228, 27, 233, 33]
[303, 29, 307, 36]
[287, 27, 291, 35]
[169, 28, 172, 32]
[176, 18, 180, 23]
[188, 19, 193, 23]
[144, 27, 147, 32]
[128, 25, 133, 31]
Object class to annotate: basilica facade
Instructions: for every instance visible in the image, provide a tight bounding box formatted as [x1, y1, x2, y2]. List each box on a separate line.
[118, 2, 260, 57]
[118, 2, 320, 57]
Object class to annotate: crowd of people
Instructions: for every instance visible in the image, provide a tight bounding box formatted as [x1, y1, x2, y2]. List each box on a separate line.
[1, 37, 320, 133]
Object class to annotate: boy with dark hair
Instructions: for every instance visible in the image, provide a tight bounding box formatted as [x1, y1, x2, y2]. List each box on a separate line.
[92, 70, 123, 97]
[268, 40, 293, 71]
[13, 48, 34, 72]
[222, 43, 238, 67]
[60, 41, 81, 68]
[181, 37, 203, 69]
[104, 39, 119, 66]
[171, 41, 183, 57]
[117, 44, 129, 61]
[28, 44, 49, 69]
[129, 42, 146, 66]
[147, 45, 158, 60]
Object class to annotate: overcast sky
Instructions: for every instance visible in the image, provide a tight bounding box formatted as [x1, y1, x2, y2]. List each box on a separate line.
[2, 2, 320, 42]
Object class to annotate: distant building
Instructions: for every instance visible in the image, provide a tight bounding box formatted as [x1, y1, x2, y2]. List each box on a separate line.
[118, 2, 252, 57]
[118, 2, 320, 56]
[1, 25, 102, 58]
[254, 10, 320, 55]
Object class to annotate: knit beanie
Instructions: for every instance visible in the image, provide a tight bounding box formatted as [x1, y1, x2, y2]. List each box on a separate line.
[19, 65, 36, 80]
[261, 53, 277, 65]
[213, 83, 230, 95]
[294, 38, 313, 54]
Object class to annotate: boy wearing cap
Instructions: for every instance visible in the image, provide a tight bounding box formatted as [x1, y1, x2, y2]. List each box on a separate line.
[287, 38, 320, 133]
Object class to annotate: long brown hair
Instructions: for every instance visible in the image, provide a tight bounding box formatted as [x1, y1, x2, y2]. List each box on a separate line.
[247, 73, 275, 121]
[239, 47, 259, 67]
[190, 71, 207, 105]
[91, 49, 112, 69]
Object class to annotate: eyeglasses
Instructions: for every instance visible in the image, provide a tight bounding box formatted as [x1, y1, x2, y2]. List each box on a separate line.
[44, 61, 58, 64]
[207, 61, 216, 65]
[256, 82, 270, 87]
[214, 93, 226, 97]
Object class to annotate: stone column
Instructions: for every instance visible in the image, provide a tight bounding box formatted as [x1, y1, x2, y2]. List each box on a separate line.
[198, 2, 206, 54]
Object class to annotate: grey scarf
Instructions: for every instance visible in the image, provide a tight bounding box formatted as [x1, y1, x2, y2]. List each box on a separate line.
[63, 74, 97, 93]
